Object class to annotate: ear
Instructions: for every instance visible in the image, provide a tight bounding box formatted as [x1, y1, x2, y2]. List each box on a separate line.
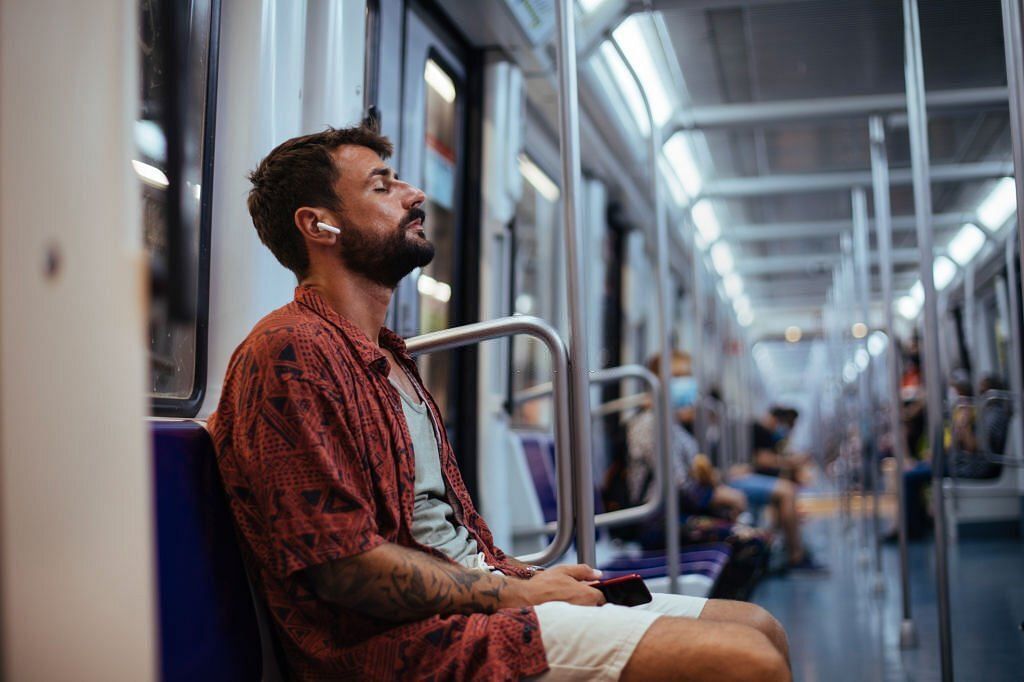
[294, 206, 337, 245]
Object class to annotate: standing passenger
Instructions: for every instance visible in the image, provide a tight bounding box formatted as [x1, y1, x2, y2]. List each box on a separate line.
[208, 125, 790, 681]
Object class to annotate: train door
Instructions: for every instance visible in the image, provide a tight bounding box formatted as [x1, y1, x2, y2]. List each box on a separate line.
[383, 2, 481, 478]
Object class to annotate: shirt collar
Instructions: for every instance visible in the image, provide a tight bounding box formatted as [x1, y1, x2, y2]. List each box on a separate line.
[294, 286, 409, 374]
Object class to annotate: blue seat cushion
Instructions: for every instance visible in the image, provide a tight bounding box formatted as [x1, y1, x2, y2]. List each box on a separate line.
[152, 421, 262, 682]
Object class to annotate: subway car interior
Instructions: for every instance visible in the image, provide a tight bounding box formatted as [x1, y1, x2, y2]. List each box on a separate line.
[4, 0, 1024, 679]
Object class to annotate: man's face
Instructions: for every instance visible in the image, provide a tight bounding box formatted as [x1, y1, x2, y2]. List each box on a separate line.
[329, 144, 434, 287]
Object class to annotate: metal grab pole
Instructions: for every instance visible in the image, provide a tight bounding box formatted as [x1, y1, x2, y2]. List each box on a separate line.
[999, 0, 1024, 475]
[842, 235, 868, 553]
[869, 115, 917, 648]
[405, 316, 575, 566]
[553, 0, 597, 567]
[1000, 0, 1024, 291]
[852, 187, 884, 589]
[1004, 234, 1024, 467]
[606, 37, 678, 591]
[903, 1, 955, 678]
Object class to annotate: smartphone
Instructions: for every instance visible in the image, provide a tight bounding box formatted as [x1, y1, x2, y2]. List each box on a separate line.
[593, 574, 652, 607]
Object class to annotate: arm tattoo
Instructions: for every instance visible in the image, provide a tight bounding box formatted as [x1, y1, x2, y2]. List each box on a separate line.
[305, 543, 518, 623]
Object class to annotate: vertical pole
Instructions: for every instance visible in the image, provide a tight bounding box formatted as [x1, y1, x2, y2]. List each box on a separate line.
[693, 244, 708, 454]
[870, 115, 918, 647]
[553, 0, 596, 566]
[852, 187, 884, 588]
[999, 0, 1024, 291]
[903, 1, 955, 677]
[1004, 235, 1024, 472]
[610, 35, 679, 593]
[842, 235, 868, 553]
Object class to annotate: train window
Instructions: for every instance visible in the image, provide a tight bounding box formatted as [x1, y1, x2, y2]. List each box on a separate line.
[510, 154, 562, 428]
[139, 0, 219, 415]
[416, 57, 461, 420]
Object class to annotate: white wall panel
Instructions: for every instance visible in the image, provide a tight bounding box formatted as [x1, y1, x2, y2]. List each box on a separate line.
[0, 1, 156, 678]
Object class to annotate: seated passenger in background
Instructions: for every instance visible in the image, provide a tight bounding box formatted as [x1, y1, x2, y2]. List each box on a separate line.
[208, 125, 789, 681]
[624, 350, 772, 599]
[888, 370, 1006, 542]
[625, 351, 748, 523]
[948, 373, 1007, 480]
[729, 410, 824, 572]
[750, 407, 810, 481]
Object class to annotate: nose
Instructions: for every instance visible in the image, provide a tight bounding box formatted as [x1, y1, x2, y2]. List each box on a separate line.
[403, 182, 426, 210]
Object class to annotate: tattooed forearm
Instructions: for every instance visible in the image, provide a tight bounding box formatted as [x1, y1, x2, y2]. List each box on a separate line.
[304, 543, 524, 623]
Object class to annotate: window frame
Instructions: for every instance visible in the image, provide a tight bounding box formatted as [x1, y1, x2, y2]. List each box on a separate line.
[151, 0, 222, 418]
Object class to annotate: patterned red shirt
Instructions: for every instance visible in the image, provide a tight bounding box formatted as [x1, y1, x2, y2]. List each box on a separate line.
[208, 286, 548, 681]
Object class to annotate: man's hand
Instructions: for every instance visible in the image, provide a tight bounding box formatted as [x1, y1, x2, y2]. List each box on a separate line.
[512, 564, 606, 607]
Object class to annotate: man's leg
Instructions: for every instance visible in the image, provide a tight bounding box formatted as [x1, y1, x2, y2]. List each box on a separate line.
[711, 485, 748, 518]
[621, 616, 789, 682]
[770, 479, 804, 564]
[701, 599, 789, 664]
[531, 595, 789, 681]
[640, 594, 788, 662]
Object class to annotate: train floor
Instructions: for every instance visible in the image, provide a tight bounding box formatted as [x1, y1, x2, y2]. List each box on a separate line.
[752, 507, 1024, 681]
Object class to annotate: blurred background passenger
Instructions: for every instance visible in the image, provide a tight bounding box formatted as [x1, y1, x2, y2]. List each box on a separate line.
[730, 410, 824, 572]
[619, 351, 772, 598]
[750, 407, 811, 482]
[948, 373, 1008, 480]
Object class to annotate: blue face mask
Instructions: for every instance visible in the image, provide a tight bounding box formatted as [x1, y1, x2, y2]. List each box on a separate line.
[669, 377, 698, 411]
[773, 426, 790, 441]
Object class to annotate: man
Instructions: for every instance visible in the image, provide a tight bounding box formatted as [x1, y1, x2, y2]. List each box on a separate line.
[209, 125, 789, 681]
[749, 408, 809, 480]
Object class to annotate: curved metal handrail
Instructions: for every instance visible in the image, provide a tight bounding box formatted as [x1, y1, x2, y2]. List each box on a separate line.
[405, 316, 573, 566]
[511, 364, 669, 530]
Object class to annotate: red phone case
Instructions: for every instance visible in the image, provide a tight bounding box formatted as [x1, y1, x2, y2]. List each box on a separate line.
[594, 574, 652, 606]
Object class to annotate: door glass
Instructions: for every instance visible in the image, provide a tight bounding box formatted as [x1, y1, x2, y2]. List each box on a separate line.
[139, 0, 215, 405]
[511, 154, 562, 429]
[417, 57, 460, 419]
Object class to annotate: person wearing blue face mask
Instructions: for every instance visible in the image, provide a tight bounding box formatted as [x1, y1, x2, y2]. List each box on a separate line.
[670, 375, 699, 413]
[624, 351, 748, 520]
[621, 351, 772, 598]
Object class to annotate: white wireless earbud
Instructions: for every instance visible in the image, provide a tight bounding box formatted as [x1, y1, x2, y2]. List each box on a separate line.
[316, 221, 341, 235]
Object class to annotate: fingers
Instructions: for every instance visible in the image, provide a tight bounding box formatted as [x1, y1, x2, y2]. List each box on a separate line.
[551, 564, 603, 581]
[587, 587, 607, 606]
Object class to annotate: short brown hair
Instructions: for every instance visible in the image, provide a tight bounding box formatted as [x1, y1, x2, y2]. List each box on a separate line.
[646, 349, 691, 378]
[247, 125, 393, 278]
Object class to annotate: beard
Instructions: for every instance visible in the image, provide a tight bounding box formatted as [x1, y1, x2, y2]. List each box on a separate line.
[338, 207, 435, 288]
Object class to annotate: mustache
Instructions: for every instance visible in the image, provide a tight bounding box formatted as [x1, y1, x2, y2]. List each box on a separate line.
[399, 208, 426, 230]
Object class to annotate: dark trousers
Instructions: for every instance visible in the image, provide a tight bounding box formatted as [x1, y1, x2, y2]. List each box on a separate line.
[902, 462, 933, 539]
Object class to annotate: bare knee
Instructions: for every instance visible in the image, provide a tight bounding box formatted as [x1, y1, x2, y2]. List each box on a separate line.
[703, 600, 788, 658]
[748, 605, 789, 658]
[742, 631, 791, 682]
[622, 616, 789, 682]
[772, 479, 796, 503]
[704, 626, 789, 682]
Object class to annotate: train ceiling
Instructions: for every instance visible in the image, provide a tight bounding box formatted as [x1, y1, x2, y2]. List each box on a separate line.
[440, 0, 1015, 370]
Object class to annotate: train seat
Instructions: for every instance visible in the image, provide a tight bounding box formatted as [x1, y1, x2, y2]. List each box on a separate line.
[511, 430, 730, 596]
[941, 397, 1022, 537]
[942, 463, 1021, 537]
[152, 420, 282, 681]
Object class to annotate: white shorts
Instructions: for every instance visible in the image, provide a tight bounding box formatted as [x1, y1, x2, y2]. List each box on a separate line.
[528, 593, 708, 681]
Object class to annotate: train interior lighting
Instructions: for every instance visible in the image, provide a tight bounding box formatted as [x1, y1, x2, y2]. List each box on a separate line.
[5, 0, 1024, 679]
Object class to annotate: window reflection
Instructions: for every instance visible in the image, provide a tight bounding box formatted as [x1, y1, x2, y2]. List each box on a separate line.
[139, 0, 214, 404]
[418, 58, 460, 420]
[511, 154, 562, 429]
